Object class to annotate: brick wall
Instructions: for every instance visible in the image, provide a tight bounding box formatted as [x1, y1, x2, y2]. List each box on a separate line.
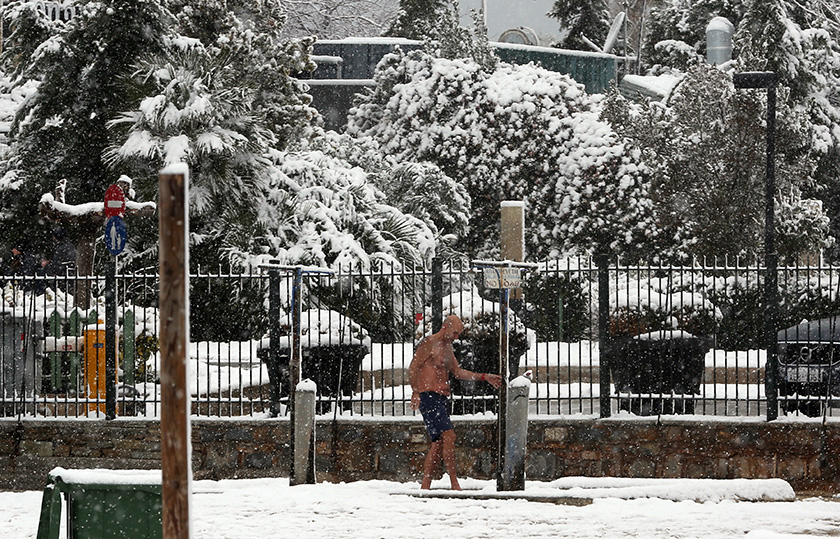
[2, 417, 838, 493]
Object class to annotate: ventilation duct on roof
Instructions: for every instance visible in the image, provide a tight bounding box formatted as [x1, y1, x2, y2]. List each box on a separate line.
[706, 17, 734, 65]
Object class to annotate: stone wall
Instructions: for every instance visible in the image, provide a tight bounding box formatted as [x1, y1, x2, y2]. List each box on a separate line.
[2, 417, 838, 493]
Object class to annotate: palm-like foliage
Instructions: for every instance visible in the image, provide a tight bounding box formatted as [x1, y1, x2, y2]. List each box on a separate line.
[107, 45, 274, 218]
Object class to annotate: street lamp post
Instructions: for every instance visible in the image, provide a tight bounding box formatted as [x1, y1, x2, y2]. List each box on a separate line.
[733, 71, 778, 421]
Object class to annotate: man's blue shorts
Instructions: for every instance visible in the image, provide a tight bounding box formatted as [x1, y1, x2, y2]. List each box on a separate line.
[419, 391, 454, 442]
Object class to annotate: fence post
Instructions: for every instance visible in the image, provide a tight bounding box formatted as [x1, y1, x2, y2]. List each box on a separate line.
[597, 254, 611, 418]
[432, 258, 443, 333]
[47, 311, 62, 392]
[105, 258, 117, 420]
[123, 310, 136, 386]
[267, 263, 283, 417]
[68, 310, 83, 394]
[765, 253, 779, 421]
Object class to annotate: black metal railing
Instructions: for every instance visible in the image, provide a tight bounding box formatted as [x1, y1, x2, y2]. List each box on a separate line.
[1, 257, 838, 419]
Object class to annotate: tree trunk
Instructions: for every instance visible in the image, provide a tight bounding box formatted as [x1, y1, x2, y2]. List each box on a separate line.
[75, 230, 98, 310]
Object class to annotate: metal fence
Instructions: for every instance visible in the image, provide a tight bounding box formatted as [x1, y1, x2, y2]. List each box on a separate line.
[1, 258, 838, 419]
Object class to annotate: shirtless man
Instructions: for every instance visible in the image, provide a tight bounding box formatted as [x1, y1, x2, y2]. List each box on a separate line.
[409, 314, 503, 490]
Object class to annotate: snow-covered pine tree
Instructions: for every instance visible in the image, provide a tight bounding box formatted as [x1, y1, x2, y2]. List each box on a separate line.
[601, 63, 833, 260]
[549, 0, 611, 51]
[642, 0, 744, 73]
[106, 42, 279, 268]
[226, 146, 437, 271]
[0, 0, 65, 79]
[386, 0, 450, 40]
[106, 27, 317, 269]
[735, 0, 813, 100]
[304, 130, 471, 260]
[0, 0, 172, 270]
[735, 0, 840, 258]
[381, 162, 471, 256]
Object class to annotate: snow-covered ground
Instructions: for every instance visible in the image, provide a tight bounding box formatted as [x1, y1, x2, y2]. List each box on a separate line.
[3, 475, 839, 538]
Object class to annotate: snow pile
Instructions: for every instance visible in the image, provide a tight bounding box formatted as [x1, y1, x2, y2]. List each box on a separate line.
[538, 477, 796, 502]
[277, 308, 372, 349]
[6, 476, 838, 539]
[48, 467, 162, 485]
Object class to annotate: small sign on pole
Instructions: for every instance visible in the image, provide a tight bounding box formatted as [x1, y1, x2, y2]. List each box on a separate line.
[483, 267, 522, 289]
[104, 216, 127, 256]
[104, 184, 126, 219]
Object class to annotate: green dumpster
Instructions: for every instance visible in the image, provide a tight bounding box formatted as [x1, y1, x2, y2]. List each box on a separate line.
[37, 468, 162, 539]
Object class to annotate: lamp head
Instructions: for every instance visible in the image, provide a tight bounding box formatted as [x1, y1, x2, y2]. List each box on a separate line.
[733, 71, 777, 89]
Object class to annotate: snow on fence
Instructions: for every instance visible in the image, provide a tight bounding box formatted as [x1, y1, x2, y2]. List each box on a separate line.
[0, 258, 838, 419]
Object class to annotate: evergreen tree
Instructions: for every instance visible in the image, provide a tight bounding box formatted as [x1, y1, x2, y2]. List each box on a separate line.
[0, 0, 66, 79]
[643, 0, 744, 73]
[107, 11, 318, 270]
[387, 0, 450, 40]
[349, 45, 658, 259]
[601, 63, 833, 259]
[735, 0, 840, 258]
[303, 130, 471, 259]
[735, 0, 812, 99]
[225, 146, 437, 271]
[0, 0, 172, 270]
[549, 0, 611, 51]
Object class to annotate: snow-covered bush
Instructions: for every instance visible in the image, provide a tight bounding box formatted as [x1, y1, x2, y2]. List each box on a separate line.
[229, 147, 436, 271]
[276, 308, 371, 349]
[601, 63, 833, 260]
[521, 264, 590, 342]
[348, 46, 659, 259]
[303, 130, 471, 258]
[650, 40, 702, 74]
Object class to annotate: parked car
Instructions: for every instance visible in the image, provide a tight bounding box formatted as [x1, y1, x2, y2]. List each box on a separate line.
[777, 316, 840, 417]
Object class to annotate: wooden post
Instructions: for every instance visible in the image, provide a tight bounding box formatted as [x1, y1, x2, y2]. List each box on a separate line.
[500, 201, 525, 262]
[159, 164, 191, 539]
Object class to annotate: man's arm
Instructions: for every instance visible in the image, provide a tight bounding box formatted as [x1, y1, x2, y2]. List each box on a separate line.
[448, 353, 503, 389]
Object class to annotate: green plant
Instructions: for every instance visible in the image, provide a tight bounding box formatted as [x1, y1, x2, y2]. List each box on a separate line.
[521, 272, 589, 341]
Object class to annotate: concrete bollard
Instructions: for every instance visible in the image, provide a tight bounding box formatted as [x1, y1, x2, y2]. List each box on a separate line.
[502, 374, 531, 491]
[292, 379, 317, 486]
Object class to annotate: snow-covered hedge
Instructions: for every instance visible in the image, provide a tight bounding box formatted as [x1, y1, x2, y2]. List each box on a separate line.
[348, 48, 659, 259]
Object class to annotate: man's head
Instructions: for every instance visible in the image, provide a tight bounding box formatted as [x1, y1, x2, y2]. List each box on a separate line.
[440, 314, 464, 342]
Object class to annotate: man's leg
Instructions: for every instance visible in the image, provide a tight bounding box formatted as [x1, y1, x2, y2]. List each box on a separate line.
[421, 440, 443, 490]
[440, 429, 461, 490]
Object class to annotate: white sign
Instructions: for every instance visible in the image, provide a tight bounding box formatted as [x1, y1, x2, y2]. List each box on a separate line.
[483, 267, 522, 289]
